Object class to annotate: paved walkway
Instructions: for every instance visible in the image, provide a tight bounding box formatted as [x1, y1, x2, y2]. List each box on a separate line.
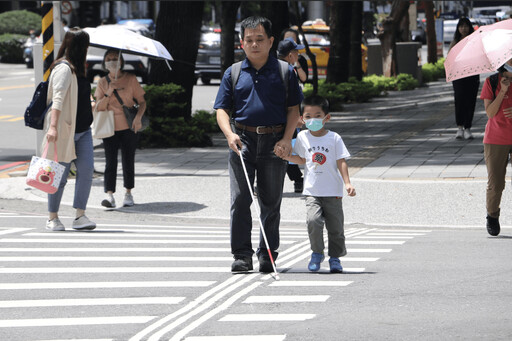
[2, 78, 511, 229]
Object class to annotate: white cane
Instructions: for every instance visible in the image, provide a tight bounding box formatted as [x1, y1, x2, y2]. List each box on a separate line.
[238, 147, 280, 281]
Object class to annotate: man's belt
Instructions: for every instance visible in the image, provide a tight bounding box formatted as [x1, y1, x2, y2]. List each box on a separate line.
[234, 122, 284, 134]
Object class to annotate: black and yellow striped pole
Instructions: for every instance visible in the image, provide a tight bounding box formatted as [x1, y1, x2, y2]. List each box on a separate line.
[41, 2, 54, 81]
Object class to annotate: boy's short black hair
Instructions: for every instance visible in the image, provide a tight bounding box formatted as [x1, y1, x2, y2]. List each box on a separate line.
[240, 16, 272, 41]
[301, 95, 330, 115]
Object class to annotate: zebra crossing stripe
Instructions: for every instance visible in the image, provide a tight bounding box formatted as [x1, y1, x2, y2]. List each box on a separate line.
[0, 256, 234, 262]
[243, 295, 330, 303]
[354, 236, 414, 239]
[183, 336, 286, 341]
[0, 297, 186, 308]
[0, 281, 215, 290]
[269, 281, 352, 287]
[219, 314, 315, 322]
[0, 238, 295, 245]
[0, 316, 156, 328]
[0, 267, 227, 274]
[0, 228, 33, 235]
[346, 240, 405, 245]
[0, 247, 231, 252]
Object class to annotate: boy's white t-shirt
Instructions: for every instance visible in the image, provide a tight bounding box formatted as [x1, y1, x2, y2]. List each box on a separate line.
[294, 130, 351, 197]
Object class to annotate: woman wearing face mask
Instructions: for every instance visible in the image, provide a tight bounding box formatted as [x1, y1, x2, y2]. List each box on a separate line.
[449, 17, 479, 140]
[94, 49, 146, 208]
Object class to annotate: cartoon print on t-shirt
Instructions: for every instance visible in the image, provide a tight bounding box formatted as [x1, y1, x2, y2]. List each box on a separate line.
[312, 152, 326, 169]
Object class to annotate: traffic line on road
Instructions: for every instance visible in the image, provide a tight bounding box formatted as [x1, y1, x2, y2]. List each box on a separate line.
[354, 236, 414, 239]
[183, 336, 286, 341]
[346, 240, 405, 245]
[269, 281, 352, 287]
[243, 295, 330, 303]
[0, 267, 229, 274]
[0, 281, 215, 290]
[0, 316, 157, 328]
[0, 247, 232, 252]
[0, 228, 33, 235]
[347, 248, 392, 253]
[366, 232, 426, 236]
[219, 314, 315, 322]
[0, 297, 186, 308]
[6, 117, 23, 122]
[23, 232, 307, 239]
[0, 238, 295, 245]
[0, 256, 234, 262]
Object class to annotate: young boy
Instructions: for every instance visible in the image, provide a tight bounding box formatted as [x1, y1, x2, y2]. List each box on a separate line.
[283, 95, 356, 273]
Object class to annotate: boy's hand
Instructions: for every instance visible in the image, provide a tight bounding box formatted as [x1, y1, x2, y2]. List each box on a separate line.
[346, 184, 356, 196]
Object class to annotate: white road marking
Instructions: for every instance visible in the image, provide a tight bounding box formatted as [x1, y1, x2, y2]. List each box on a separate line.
[0, 228, 33, 235]
[183, 336, 286, 341]
[269, 281, 352, 287]
[354, 236, 414, 239]
[0, 238, 295, 244]
[219, 314, 315, 322]
[0, 297, 185, 308]
[0, 267, 228, 274]
[0, 247, 231, 252]
[366, 232, 426, 236]
[0, 316, 156, 328]
[0, 281, 215, 290]
[0, 256, 234, 262]
[243, 295, 330, 303]
[377, 229, 432, 233]
[346, 240, 405, 245]
[341, 257, 379, 262]
[347, 248, 392, 253]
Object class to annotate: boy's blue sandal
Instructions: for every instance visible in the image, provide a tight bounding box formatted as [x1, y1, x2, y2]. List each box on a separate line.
[329, 257, 343, 273]
[308, 252, 325, 272]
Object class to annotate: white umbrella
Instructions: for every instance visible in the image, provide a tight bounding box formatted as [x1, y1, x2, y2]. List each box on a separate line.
[84, 25, 172, 69]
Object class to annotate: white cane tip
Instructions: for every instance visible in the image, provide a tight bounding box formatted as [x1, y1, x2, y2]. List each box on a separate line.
[275, 274, 280, 281]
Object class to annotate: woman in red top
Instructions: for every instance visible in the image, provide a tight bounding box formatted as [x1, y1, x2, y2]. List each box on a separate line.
[480, 59, 512, 236]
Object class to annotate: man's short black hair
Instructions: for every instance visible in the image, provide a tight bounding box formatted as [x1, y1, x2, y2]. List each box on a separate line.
[301, 95, 330, 115]
[240, 16, 272, 41]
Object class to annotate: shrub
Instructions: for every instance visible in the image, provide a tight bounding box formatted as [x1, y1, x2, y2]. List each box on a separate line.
[138, 83, 218, 148]
[422, 58, 446, 82]
[0, 33, 26, 63]
[0, 10, 41, 35]
[395, 73, 418, 90]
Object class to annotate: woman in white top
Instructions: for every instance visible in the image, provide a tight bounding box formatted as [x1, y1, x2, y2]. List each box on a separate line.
[43, 28, 96, 232]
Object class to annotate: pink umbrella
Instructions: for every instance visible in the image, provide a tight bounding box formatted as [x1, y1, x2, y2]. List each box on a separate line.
[445, 19, 512, 82]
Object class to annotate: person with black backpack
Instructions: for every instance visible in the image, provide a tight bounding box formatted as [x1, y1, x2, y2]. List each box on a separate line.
[214, 16, 303, 273]
[43, 28, 96, 232]
[479, 59, 512, 236]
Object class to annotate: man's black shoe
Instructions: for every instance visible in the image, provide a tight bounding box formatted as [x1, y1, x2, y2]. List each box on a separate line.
[231, 257, 253, 272]
[486, 215, 500, 236]
[258, 255, 275, 273]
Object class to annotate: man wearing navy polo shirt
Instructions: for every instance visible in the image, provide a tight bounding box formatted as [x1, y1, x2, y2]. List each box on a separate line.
[214, 16, 303, 273]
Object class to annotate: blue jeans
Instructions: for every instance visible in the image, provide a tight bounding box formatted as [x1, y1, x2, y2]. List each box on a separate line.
[228, 128, 288, 260]
[48, 129, 94, 213]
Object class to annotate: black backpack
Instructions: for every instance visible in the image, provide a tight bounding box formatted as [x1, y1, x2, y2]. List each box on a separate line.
[24, 61, 69, 130]
[230, 59, 289, 117]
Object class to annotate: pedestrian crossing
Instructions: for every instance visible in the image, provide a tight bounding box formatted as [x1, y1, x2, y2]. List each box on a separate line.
[0, 212, 431, 340]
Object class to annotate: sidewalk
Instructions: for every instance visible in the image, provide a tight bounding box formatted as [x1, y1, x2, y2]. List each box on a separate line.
[1, 78, 510, 229]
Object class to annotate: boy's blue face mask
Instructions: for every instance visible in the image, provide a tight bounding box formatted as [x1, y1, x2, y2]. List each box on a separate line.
[304, 118, 324, 132]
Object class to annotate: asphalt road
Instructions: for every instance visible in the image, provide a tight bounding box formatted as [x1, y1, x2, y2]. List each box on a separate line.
[0, 204, 510, 341]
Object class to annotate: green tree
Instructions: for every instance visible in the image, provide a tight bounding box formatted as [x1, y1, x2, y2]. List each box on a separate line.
[149, 1, 205, 119]
[219, 1, 240, 77]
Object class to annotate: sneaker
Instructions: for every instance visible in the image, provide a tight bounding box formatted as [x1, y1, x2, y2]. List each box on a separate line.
[258, 254, 275, 273]
[463, 128, 474, 140]
[72, 215, 96, 231]
[46, 218, 65, 231]
[294, 180, 303, 193]
[308, 252, 325, 272]
[455, 127, 464, 139]
[123, 193, 134, 207]
[101, 194, 116, 208]
[486, 215, 500, 236]
[231, 256, 253, 272]
[329, 257, 343, 273]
